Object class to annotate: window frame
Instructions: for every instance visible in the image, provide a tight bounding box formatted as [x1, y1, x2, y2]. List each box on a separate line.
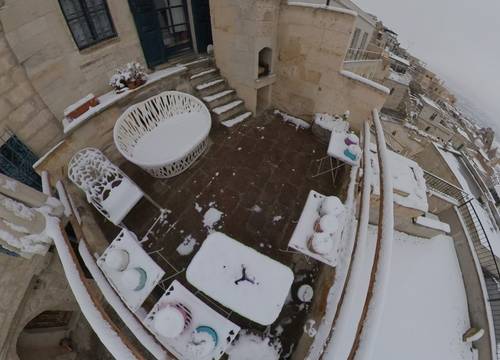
[58, 0, 117, 51]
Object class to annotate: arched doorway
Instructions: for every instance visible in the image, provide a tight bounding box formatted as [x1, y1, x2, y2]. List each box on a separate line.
[16, 310, 75, 360]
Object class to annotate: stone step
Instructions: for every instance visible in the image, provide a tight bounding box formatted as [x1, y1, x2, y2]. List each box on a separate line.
[203, 89, 237, 109]
[196, 78, 227, 96]
[212, 99, 245, 122]
[190, 68, 220, 86]
[190, 67, 217, 79]
[221, 111, 253, 128]
[177, 57, 211, 71]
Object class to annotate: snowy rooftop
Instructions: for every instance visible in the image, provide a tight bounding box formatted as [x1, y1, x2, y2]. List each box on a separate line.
[88, 111, 352, 358]
[387, 69, 411, 86]
[420, 95, 442, 112]
[372, 231, 477, 360]
[371, 145, 428, 212]
[389, 52, 411, 67]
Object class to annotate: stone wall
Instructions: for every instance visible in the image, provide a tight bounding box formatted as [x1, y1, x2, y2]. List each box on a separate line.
[0, 22, 62, 155]
[0, 253, 79, 360]
[272, 4, 387, 132]
[0, 0, 146, 120]
[412, 144, 462, 188]
[382, 78, 408, 112]
[34, 69, 191, 180]
[209, 0, 281, 113]
[343, 59, 386, 83]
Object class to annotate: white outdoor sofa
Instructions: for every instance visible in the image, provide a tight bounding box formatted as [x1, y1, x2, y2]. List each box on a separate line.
[113, 91, 211, 178]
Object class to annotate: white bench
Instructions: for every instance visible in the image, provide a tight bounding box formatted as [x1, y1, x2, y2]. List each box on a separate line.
[114, 91, 211, 178]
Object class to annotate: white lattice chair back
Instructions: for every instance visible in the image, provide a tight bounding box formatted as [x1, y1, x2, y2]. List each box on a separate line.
[114, 91, 211, 178]
[68, 148, 143, 225]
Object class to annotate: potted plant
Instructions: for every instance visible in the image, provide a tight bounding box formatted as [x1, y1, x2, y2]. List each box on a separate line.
[109, 62, 148, 93]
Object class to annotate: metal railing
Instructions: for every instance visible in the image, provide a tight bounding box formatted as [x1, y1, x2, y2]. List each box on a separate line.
[424, 169, 500, 356]
[344, 48, 383, 62]
[458, 199, 500, 279]
[423, 170, 471, 205]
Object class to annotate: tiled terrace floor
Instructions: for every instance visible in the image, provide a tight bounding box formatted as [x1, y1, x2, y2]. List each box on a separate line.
[96, 111, 352, 358]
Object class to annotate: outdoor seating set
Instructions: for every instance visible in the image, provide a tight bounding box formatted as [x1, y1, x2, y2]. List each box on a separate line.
[285, 114, 362, 268]
[67, 91, 295, 359]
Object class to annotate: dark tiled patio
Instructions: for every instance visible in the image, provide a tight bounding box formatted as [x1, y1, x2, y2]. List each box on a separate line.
[97, 111, 352, 357]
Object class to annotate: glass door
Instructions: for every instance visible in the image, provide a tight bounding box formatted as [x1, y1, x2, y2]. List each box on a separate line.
[154, 0, 192, 57]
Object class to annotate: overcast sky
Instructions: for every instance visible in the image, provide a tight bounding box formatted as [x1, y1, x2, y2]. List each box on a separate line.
[354, 0, 500, 132]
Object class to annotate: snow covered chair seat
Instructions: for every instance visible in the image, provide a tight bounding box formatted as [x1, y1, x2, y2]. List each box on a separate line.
[114, 91, 211, 178]
[68, 147, 144, 226]
[143, 280, 240, 360]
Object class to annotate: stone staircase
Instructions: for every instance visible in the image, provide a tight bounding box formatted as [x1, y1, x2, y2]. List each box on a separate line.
[178, 56, 252, 127]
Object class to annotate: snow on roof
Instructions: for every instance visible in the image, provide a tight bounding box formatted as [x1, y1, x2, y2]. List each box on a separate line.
[478, 147, 490, 161]
[420, 95, 441, 111]
[371, 232, 477, 360]
[340, 70, 391, 94]
[387, 70, 411, 86]
[456, 127, 471, 141]
[389, 53, 410, 67]
[371, 146, 428, 212]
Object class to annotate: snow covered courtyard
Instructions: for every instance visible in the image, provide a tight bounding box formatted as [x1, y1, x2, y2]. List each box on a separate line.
[372, 232, 477, 360]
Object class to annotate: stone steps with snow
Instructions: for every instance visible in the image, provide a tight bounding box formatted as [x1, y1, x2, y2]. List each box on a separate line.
[195, 78, 226, 96]
[221, 111, 253, 128]
[203, 89, 237, 109]
[177, 56, 210, 70]
[189, 68, 220, 87]
[212, 100, 246, 123]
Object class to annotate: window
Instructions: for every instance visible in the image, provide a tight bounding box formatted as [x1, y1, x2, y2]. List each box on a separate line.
[59, 0, 116, 50]
[359, 32, 368, 50]
[430, 113, 437, 121]
[350, 28, 361, 49]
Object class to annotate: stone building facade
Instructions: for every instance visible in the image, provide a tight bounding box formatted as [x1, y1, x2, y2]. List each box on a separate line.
[0, 22, 62, 156]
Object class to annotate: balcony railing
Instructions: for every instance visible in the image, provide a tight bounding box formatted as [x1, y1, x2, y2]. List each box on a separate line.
[344, 48, 383, 62]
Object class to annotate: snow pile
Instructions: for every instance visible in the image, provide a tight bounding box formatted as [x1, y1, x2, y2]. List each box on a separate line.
[1, 197, 35, 220]
[370, 146, 428, 212]
[403, 122, 440, 142]
[387, 70, 411, 86]
[203, 207, 223, 231]
[274, 109, 311, 129]
[1, 178, 17, 192]
[371, 233, 476, 360]
[415, 216, 451, 233]
[176, 235, 198, 256]
[313, 113, 349, 132]
[227, 331, 281, 360]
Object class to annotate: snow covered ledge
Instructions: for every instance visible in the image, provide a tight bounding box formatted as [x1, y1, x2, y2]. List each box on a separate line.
[287, 1, 358, 17]
[340, 70, 391, 95]
[352, 109, 394, 359]
[46, 215, 145, 360]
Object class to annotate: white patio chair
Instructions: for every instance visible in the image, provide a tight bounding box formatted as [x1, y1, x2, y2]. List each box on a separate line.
[68, 147, 161, 226]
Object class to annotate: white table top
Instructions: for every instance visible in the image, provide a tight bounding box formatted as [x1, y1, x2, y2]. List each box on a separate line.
[186, 232, 294, 326]
[327, 131, 360, 166]
[288, 190, 344, 267]
[97, 229, 165, 312]
[144, 280, 240, 360]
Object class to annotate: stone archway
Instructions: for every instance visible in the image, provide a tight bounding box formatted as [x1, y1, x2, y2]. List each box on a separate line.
[16, 310, 76, 360]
